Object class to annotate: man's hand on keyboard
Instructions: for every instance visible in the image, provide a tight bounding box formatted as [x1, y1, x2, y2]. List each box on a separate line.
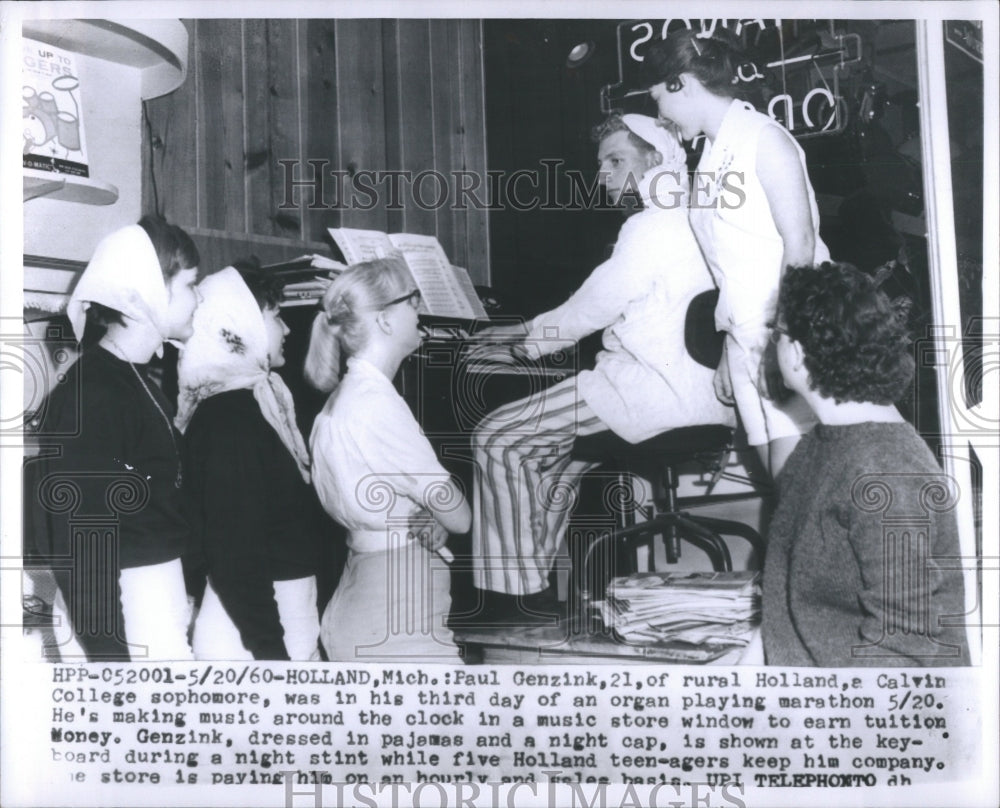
[463, 341, 530, 366]
[468, 322, 529, 342]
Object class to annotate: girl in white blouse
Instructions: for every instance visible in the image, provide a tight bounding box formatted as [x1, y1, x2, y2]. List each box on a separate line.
[305, 257, 471, 661]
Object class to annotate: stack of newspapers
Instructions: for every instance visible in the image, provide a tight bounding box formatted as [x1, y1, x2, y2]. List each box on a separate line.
[596, 570, 761, 647]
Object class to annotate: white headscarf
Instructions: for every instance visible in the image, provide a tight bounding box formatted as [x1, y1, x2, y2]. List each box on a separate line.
[175, 267, 311, 483]
[622, 113, 689, 207]
[66, 224, 169, 343]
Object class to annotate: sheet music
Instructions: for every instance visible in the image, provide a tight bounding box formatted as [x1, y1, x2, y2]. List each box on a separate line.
[388, 233, 478, 319]
[327, 228, 488, 320]
[327, 227, 396, 264]
[449, 264, 489, 320]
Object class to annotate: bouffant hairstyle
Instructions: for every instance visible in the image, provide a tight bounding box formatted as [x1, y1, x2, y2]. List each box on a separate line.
[638, 28, 751, 98]
[778, 262, 914, 405]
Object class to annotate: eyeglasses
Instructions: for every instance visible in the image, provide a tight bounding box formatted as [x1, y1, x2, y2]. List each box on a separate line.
[383, 289, 422, 310]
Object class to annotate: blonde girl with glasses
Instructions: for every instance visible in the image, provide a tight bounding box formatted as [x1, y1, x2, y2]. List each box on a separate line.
[305, 258, 470, 661]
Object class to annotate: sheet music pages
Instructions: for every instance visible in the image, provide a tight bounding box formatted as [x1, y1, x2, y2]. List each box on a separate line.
[449, 264, 489, 320]
[327, 228, 486, 320]
[387, 233, 479, 320]
[326, 228, 396, 264]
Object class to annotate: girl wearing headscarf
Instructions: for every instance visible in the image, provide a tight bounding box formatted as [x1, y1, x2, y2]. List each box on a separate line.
[467, 114, 730, 614]
[305, 257, 471, 661]
[177, 265, 323, 661]
[25, 215, 201, 660]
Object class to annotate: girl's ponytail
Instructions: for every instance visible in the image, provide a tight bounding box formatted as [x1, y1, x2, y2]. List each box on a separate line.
[303, 310, 343, 393]
[302, 256, 414, 392]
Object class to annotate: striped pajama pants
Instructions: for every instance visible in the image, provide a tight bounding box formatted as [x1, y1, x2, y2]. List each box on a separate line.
[471, 376, 608, 595]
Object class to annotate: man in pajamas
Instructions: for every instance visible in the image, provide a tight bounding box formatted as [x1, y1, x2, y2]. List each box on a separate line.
[469, 114, 732, 619]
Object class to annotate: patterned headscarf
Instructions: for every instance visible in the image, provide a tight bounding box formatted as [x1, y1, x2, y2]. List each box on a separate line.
[175, 267, 311, 482]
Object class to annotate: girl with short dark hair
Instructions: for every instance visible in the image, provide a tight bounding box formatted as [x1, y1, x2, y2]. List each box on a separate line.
[640, 29, 831, 477]
[763, 262, 970, 666]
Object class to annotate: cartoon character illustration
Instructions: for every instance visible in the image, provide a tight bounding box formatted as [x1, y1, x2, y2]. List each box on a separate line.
[22, 75, 82, 161]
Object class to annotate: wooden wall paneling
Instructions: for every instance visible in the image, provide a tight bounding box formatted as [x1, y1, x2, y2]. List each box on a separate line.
[303, 20, 342, 242]
[428, 20, 459, 268]
[266, 19, 308, 242]
[244, 19, 275, 238]
[380, 18, 403, 236]
[187, 227, 329, 275]
[196, 19, 231, 231]
[188, 230, 249, 276]
[222, 20, 249, 234]
[139, 16, 491, 281]
[142, 19, 199, 227]
[382, 19, 437, 239]
[456, 20, 490, 285]
[335, 19, 388, 233]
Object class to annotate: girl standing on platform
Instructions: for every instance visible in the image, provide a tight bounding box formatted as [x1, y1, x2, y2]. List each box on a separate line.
[305, 258, 471, 662]
[177, 265, 323, 661]
[640, 29, 831, 476]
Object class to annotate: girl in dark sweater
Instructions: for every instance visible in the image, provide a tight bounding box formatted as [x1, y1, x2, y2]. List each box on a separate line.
[763, 262, 970, 666]
[26, 216, 202, 660]
[177, 266, 323, 660]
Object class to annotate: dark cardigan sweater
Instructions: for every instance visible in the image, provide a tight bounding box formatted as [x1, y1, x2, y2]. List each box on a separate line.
[24, 346, 191, 660]
[183, 389, 324, 660]
[762, 421, 970, 667]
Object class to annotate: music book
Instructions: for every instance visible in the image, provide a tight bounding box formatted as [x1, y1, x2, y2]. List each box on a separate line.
[327, 228, 488, 321]
[264, 253, 345, 272]
[260, 254, 345, 307]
